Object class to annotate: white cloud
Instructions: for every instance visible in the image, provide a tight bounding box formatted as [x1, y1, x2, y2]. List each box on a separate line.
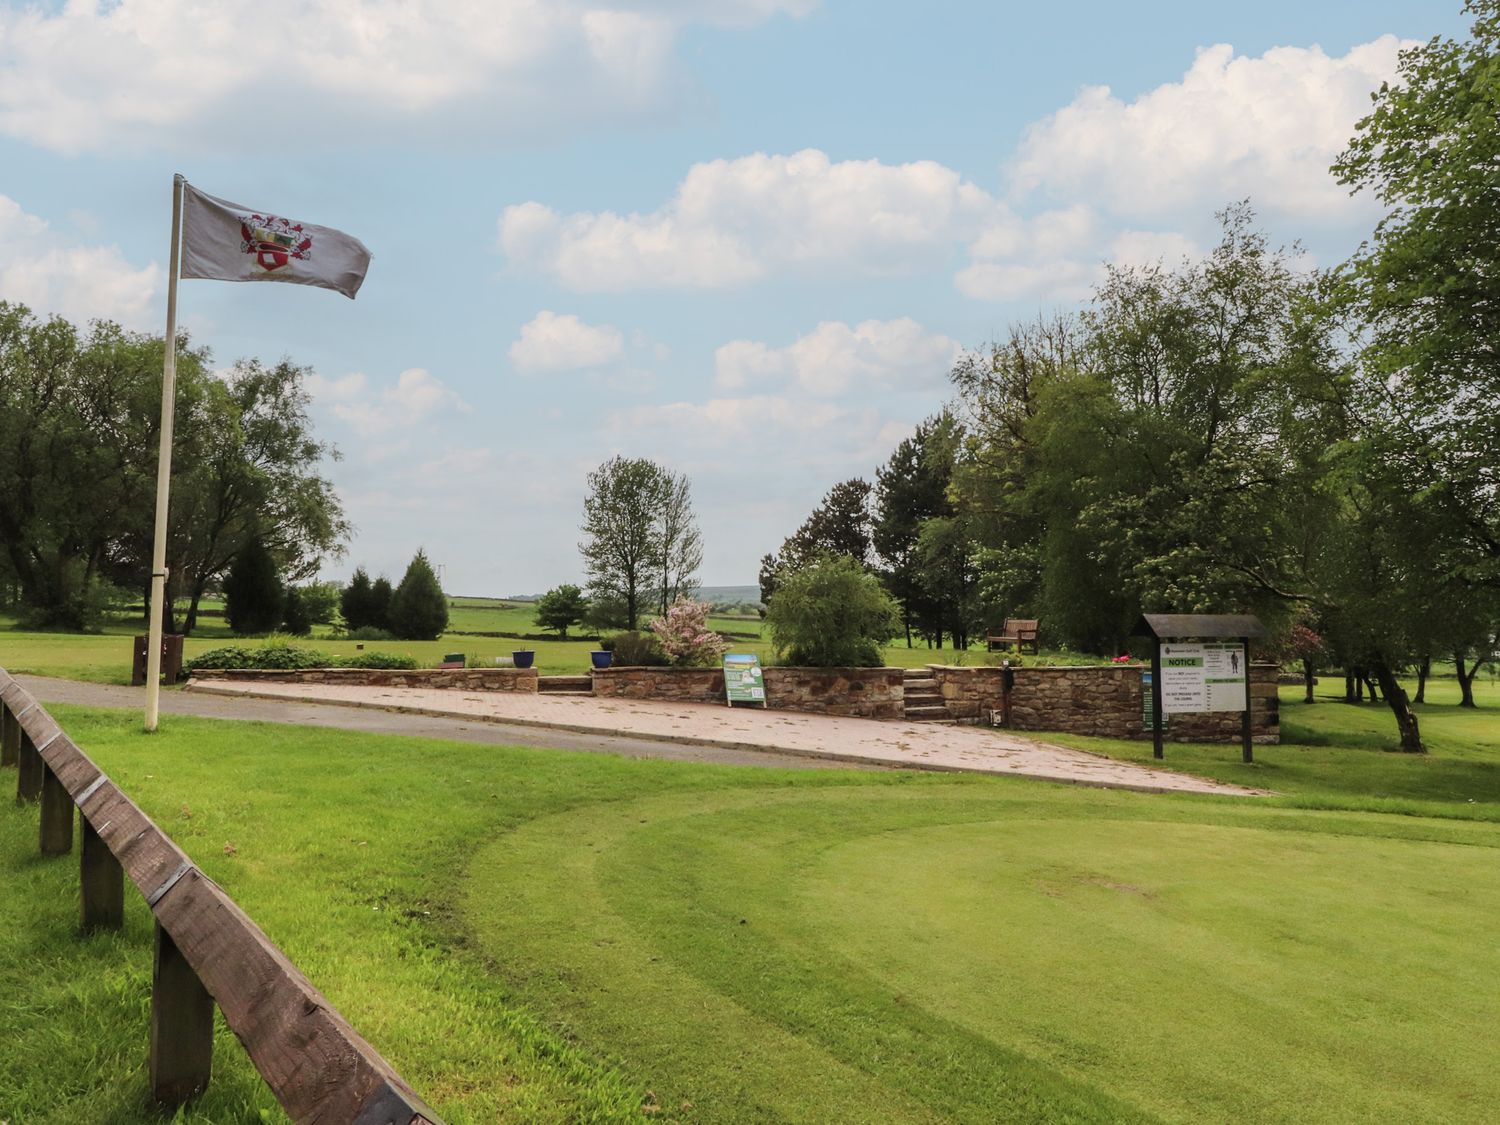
[0, 1, 814, 154]
[0, 195, 160, 326]
[509, 310, 625, 372]
[714, 318, 960, 396]
[1011, 37, 1409, 220]
[500, 148, 999, 290]
[308, 367, 469, 437]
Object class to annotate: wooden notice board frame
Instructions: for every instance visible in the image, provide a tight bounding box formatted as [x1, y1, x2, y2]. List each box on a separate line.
[1133, 614, 1266, 764]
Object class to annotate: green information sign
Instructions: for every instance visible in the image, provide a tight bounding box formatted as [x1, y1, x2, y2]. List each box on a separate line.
[723, 653, 766, 706]
[1141, 671, 1167, 731]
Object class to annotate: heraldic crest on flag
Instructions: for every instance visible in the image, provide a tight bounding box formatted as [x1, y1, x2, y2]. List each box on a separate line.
[180, 182, 372, 299]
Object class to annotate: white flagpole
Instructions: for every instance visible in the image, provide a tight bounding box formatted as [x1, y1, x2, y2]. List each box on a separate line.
[144, 173, 186, 732]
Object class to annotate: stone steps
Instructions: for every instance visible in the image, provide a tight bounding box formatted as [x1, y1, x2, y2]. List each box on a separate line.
[538, 675, 594, 695]
[901, 669, 952, 722]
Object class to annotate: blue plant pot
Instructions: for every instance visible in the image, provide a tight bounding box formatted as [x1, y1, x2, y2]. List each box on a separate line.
[512, 650, 535, 669]
[591, 650, 613, 670]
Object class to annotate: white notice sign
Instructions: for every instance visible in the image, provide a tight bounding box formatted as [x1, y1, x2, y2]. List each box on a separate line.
[1160, 642, 1247, 714]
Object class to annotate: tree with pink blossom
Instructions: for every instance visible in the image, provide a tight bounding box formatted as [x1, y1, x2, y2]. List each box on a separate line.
[650, 596, 729, 666]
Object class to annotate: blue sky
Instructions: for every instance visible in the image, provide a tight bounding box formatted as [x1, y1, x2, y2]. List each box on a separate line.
[0, 0, 1466, 595]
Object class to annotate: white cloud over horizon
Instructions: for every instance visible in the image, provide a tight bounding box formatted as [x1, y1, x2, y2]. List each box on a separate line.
[714, 318, 960, 396]
[500, 149, 998, 290]
[509, 310, 626, 372]
[499, 36, 1405, 307]
[0, 194, 160, 328]
[1011, 37, 1408, 221]
[307, 367, 470, 438]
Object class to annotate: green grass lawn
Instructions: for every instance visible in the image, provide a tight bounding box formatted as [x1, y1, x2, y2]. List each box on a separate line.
[1039, 678, 1500, 822]
[2, 693, 1499, 1122]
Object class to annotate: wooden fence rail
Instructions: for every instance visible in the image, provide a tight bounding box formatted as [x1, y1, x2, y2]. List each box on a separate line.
[0, 668, 443, 1124]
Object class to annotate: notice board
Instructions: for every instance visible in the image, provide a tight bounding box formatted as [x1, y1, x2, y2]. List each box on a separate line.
[723, 653, 766, 705]
[1160, 642, 1247, 714]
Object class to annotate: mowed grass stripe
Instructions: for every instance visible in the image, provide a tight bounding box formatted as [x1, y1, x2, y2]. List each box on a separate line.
[464, 780, 1500, 1123]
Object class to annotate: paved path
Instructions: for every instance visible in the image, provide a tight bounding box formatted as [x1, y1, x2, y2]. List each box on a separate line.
[184, 678, 1268, 797]
[13, 675, 865, 771]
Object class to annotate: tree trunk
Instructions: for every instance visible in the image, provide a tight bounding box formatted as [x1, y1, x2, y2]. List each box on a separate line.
[1415, 656, 1430, 704]
[1302, 659, 1315, 704]
[182, 573, 210, 637]
[1456, 652, 1478, 709]
[1371, 660, 1423, 753]
[1344, 669, 1356, 703]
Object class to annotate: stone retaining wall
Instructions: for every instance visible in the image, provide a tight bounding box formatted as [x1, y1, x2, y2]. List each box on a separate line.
[928, 663, 1279, 742]
[591, 666, 905, 720]
[189, 667, 539, 692]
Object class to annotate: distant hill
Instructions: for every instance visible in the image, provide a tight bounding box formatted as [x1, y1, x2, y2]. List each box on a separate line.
[502, 584, 761, 606]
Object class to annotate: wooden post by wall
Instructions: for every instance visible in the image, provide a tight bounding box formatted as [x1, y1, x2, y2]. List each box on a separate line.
[16, 728, 43, 802]
[39, 765, 74, 855]
[80, 817, 125, 932]
[150, 922, 214, 1106]
[1151, 641, 1165, 760]
[1, 704, 18, 768]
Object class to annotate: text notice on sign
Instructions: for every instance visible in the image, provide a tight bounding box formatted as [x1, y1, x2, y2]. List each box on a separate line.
[1160, 642, 1247, 714]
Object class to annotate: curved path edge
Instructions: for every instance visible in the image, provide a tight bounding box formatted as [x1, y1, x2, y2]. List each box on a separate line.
[185, 678, 1270, 798]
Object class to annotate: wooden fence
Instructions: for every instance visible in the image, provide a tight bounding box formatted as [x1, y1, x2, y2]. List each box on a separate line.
[0, 667, 443, 1124]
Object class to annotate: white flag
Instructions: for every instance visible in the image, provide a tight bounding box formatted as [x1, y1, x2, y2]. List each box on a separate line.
[180, 183, 372, 299]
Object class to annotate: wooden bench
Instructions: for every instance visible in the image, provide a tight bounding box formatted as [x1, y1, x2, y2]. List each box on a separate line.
[987, 618, 1039, 654]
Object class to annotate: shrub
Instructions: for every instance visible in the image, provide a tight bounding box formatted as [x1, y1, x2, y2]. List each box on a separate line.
[337, 651, 418, 670]
[187, 643, 331, 672]
[764, 555, 900, 667]
[388, 549, 448, 640]
[606, 630, 669, 666]
[223, 538, 283, 635]
[649, 596, 729, 666]
[345, 626, 396, 641]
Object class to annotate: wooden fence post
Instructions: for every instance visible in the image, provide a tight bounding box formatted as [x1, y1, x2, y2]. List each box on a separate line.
[1, 704, 18, 768]
[39, 765, 73, 855]
[150, 921, 215, 1106]
[80, 816, 125, 932]
[16, 727, 43, 803]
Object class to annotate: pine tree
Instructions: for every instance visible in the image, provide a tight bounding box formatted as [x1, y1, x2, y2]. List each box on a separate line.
[340, 567, 374, 631]
[388, 549, 448, 640]
[370, 576, 394, 632]
[223, 538, 283, 635]
[280, 586, 312, 636]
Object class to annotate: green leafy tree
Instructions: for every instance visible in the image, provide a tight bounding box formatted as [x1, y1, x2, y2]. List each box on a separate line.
[536, 583, 589, 639]
[169, 357, 348, 634]
[0, 304, 346, 633]
[223, 537, 283, 635]
[1332, 0, 1500, 596]
[580, 456, 701, 631]
[655, 470, 703, 616]
[388, 550, 448, 640]
[297, 580, 341, 626]
[765, 554, 900, 667]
